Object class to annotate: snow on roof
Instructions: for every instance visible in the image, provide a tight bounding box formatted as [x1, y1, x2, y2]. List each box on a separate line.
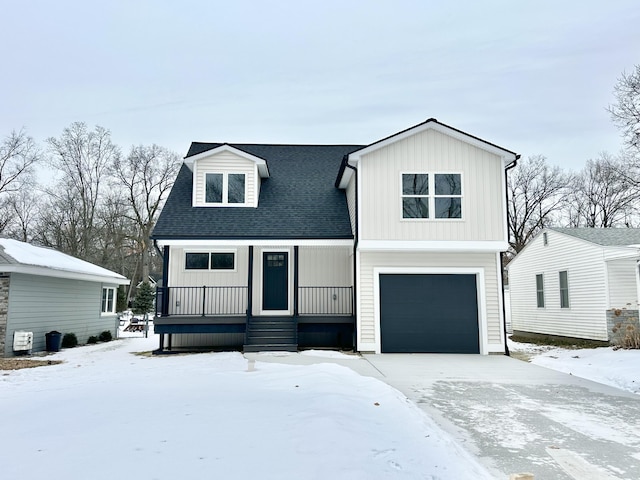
[0, 238, 128, 284]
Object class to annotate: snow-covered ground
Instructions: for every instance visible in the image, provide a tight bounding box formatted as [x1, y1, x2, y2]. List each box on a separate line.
[0, 329, 491, 480]
[509, 338, 640, 395]
[2, 330, 639, 480]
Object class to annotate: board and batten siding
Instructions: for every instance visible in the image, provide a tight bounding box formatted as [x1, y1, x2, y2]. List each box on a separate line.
[606, 259, 638, 309]
[358, 251, 502, 352]
[508, 230, 609, 341]
[5, 273, 118, 356]
[359, 128, 506, 242]
[192, 151, 257, 207]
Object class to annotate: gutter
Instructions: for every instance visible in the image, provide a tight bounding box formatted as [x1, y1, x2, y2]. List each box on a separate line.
[501, 154, 520, 356]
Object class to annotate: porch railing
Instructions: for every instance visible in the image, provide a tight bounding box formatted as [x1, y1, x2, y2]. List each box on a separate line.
[156, 286, 248, 316]
[298, 286, 353, 315]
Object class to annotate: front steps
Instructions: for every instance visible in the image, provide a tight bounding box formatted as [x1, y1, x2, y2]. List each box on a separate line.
[243, 317, 298, 352]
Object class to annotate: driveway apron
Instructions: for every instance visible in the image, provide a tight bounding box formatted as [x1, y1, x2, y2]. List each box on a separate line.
[362, 354, 640, 480]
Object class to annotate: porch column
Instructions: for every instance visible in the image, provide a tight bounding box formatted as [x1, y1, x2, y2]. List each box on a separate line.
[247, 246, 254, 317]
[161, 245, 170, 316]
[294, 245, 299, 317]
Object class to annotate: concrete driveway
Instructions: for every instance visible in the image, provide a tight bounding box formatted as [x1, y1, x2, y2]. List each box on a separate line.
[247, 352, 640, 479]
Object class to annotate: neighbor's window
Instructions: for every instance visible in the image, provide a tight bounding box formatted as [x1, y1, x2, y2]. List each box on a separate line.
[101, 287, 116, 314]
[536, 274, 545, 308]
[402, 173, 462, 219]
[205, 173, 246, 205]
[185, 252, 236, 270]
[559, 270, 569, 308]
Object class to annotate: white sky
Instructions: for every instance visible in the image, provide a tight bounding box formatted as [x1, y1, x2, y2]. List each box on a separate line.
[2, 0, 639, 170]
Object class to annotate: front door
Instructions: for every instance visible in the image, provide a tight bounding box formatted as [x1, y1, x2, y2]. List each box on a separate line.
[262, 252, 288, 311]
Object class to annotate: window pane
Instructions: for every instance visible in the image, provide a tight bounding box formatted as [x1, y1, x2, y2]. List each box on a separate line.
[403, 197, 428, 218]
[559, 271, 569, 308]
[185, 252, 209, 269]
[107, 289, 114, 312]
[102, 288, 108, 313]
[435, 198, 462, 218]
[536, 274, 544, 308]
[205, 173, 223, 203]
[211, 253, 235, 270]
[228, 174, 245, 204]
[435, 174, 461, 195]
[402, 174, 429, 195]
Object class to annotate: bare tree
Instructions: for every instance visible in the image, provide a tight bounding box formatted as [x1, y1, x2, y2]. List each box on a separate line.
[4, 188, 42, 242]
[507, 155, 570, 254]
[609, 64, 640, 153]
[111, 144, 181, 285]
[0, 129, 40, 196]
[568, 153, 637, 227]
[45, 122, 120, 260]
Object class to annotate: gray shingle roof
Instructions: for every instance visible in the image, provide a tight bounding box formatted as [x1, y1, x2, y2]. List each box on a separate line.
[550, 227, 640, 246]
[152, 144, 364, 240]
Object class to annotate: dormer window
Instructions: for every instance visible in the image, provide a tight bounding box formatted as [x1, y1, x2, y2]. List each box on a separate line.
[205, 173, 246, 205]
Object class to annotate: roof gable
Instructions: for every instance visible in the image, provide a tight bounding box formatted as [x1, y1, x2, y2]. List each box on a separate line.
[184, 144, 270, 178]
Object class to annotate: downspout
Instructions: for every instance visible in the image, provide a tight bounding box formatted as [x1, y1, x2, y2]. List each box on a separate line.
[502, 154, 520, 356]
[345, 159, 359, 351]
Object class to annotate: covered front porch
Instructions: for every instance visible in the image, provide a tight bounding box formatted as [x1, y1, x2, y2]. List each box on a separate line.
[154, 244, 355, 352]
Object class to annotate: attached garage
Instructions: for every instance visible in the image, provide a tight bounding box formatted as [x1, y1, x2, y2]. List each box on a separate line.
[379, 273, 480, 353]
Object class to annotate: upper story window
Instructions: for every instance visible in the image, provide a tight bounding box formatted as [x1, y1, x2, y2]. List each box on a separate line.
[402, 173, 462, 219]
[205, 173, 246, 205]
[185, 252, 236, 271]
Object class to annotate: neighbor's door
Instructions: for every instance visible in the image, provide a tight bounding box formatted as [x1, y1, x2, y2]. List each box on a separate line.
[262, 252, 288, 311]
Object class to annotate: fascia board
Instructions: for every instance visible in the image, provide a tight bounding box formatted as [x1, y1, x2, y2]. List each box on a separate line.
[0, 264, 130, 285]
[156, 239, 355, 248]
[358, 240, 508, 252]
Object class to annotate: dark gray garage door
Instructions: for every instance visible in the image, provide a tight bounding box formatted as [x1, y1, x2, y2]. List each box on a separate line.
[380, 274, 479, 353]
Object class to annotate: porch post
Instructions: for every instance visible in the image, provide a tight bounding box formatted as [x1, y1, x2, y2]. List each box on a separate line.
[247, 246, 254, 317]
[294, 246, 299, 317]
[161, 245, 170, 316]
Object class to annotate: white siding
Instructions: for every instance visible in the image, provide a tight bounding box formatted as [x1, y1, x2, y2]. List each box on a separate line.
[298, 246, 352, 286]
[5, 273, 118, 356]
[359, 128, 506, 242]
[606, 259, 638, 308]
[358, 251, 502, 352]
[168, 246, 249, 287]
[508, 230, 609, 341]
[192, 151, 257, 206]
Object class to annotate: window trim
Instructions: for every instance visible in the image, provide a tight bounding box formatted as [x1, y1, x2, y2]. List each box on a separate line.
[535, 274, 545, 308]
[203, 172, 247, 206]
[101, 286, 116, 315]
[559, 270, 570, 308]
[184, 250, 238, 272]
[400, 171, 463, 220]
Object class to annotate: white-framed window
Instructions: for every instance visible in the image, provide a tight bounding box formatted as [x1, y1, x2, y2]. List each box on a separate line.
[205, 173, 246, 205]
[185, 251, 236, 271]
[559, 270, 570, 308]
[401, 173, 462, 219]
[101, 287, 116, 314]
[535, 274, 545, 308]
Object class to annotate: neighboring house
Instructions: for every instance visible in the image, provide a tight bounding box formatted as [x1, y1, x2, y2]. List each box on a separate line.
[0, 238, 130, 356]
[507, 227, 640, 342]
[151, 118, 519, 354]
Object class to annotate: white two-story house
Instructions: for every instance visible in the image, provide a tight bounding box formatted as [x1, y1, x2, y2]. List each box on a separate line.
[151, 118, 519, 354]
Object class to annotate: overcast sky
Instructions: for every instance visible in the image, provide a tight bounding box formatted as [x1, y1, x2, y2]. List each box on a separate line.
[1, 0, 638, 170]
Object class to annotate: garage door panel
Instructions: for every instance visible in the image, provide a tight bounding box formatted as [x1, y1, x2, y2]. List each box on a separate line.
[380, 274, 479, 353]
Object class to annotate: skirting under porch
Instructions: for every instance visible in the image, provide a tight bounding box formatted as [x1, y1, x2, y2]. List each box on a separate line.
[154, 315, 355, 352]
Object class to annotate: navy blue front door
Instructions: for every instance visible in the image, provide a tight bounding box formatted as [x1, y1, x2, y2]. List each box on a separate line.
[263, 252, 288, 310]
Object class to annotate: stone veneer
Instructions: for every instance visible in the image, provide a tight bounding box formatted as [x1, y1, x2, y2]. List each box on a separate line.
[0, 275, 10, 355]
[607, 308, 640, 346]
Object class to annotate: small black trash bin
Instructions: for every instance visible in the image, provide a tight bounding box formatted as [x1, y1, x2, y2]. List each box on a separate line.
[45, 331, 63, 352]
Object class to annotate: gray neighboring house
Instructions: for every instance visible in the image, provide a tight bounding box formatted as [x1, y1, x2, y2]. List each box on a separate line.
[0, 238, 130, 356]
[508, 227, 640, 342]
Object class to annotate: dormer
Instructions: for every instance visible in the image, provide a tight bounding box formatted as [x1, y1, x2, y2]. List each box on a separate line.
[184, 144, 270, 208]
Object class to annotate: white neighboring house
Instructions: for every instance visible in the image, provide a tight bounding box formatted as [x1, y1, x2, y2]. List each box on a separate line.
[507, 228, 640, 342]
[0, 238, 130, 356]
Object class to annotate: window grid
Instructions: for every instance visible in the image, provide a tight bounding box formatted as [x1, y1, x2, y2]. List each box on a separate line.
[204, 173, 246, 205]
[401, 173, 462, 219]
